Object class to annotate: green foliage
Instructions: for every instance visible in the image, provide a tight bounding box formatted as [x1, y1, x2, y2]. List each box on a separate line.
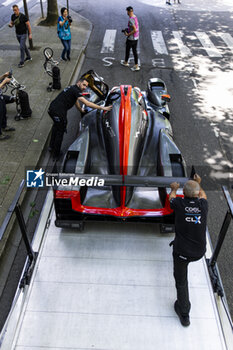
[0, 175, 11, 185]
[29, 201, 39, 218]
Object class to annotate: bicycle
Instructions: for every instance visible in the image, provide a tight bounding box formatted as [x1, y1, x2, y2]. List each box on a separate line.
[1, 69, 31, 120]
[43, 47, 61, 91]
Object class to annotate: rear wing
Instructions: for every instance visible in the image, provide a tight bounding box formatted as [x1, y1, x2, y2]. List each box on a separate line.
[56, 174, 190, 187]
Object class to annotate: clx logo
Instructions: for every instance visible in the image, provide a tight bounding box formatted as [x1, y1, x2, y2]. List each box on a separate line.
[185, 216, 201, 224]
[27, 169, 45, 188]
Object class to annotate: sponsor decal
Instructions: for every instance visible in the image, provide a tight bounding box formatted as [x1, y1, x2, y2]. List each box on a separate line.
[185, 215, 201, 224]
[185, 207, 201, 213]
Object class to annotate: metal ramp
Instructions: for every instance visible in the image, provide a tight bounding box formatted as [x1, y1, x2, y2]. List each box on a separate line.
[4, 207, 227, 350]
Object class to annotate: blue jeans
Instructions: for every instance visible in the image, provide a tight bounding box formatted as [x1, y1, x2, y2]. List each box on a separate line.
[60, 39, 71, 59]
[16, 33, 31, 64]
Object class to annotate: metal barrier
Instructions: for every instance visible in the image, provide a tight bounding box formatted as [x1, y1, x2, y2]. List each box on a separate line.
[0, 180, 37, 288]
[206, 186, 233, 329]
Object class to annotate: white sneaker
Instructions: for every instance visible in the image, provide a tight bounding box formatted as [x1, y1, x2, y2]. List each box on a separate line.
[131, 65, 140, 71]
[120, 60, 129, 67]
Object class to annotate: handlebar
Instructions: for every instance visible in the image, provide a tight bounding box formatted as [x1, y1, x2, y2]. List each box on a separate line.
[8, 76, 25, 90]
[1, 69, 26, 92]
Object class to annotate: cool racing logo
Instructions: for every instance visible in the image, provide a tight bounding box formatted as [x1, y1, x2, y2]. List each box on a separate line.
[27, 168, 45, 188]
[185, 207, 201, 224]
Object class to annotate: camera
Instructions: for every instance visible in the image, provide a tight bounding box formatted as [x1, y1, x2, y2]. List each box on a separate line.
[121, 28, 128, 34]
[67, 15, 72, 23]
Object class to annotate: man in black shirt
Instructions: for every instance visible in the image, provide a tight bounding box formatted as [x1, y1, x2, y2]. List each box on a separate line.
[48, 77, 112, 159]
[169, 174, 208, 326]
[9, 5, 32, 68]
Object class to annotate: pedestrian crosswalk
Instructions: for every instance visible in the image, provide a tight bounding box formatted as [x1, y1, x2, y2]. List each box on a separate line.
[172, 31, 191, 57]
[219, 32, 233, 53]
[151, 31, 168, 55]
[101, 29, 117, 53]
[100, 29, 233, 58]
[2, 0, 46, 9]
[194, 31, 222, 57]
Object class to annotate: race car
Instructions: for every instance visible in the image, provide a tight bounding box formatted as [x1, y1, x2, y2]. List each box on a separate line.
[54, 70, 188, 229]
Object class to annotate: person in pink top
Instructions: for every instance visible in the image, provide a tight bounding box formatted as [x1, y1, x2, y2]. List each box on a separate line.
[121, 6, 140, 71]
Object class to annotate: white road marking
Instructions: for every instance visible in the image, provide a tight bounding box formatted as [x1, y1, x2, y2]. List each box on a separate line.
[99, 30, 231, 60]
[102, 57, 115, 66]
[2, 0, 15, 6]
[172, 31, 192, 56]
[3, 0, 42, 9]
[219, 33, 233, 53]
[191, 78, 198, 90]
[101, 29, 117, 53]
[152, 58, 166, 68]
[194, 31, 222, 57]
[16, 1, 24, 8]
[151, 31, 168, 55]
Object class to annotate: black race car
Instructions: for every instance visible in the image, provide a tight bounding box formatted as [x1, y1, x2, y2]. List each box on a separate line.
[54, 70, 188, 229]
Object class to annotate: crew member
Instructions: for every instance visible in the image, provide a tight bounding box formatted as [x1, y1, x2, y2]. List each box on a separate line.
[48, 78, 112, 159]
[169, 174, 208, 326]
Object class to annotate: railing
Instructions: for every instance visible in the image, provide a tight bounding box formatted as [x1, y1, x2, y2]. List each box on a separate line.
[206, 186, 233, 329]
[0, 180, 37, 288]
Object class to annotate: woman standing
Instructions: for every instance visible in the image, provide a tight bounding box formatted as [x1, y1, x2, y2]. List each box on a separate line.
[57, 7, 71, 61]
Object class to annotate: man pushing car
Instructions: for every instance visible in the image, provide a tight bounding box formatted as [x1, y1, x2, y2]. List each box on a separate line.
[48, 77, 112, 160]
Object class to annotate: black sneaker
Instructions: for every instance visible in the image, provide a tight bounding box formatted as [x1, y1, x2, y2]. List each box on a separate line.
[24, 57, 32, 63]
[174, 301, 190, 327]
[67, 57, 71, 61]
[18, 62, 24, 68]
[2, 126, 15, 132]
[60, 57, 67, 61]
[0, 134, 10, 141]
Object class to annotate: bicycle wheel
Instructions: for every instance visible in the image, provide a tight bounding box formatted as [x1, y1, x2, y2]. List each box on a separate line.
[43, 47, 53, 60]
[44, 60, 53, 77]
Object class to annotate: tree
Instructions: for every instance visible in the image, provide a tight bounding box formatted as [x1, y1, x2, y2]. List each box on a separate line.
[40, 0, 58, 26]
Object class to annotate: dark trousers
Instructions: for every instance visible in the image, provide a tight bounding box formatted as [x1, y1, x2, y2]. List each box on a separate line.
[125, 39, 138, 65]
[61, 39, 71, 59]
[16, 34, 31, 64]
[173, 252, 200, 316]
[48, 109, 67, 156]
[0, 95, 15, 134]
